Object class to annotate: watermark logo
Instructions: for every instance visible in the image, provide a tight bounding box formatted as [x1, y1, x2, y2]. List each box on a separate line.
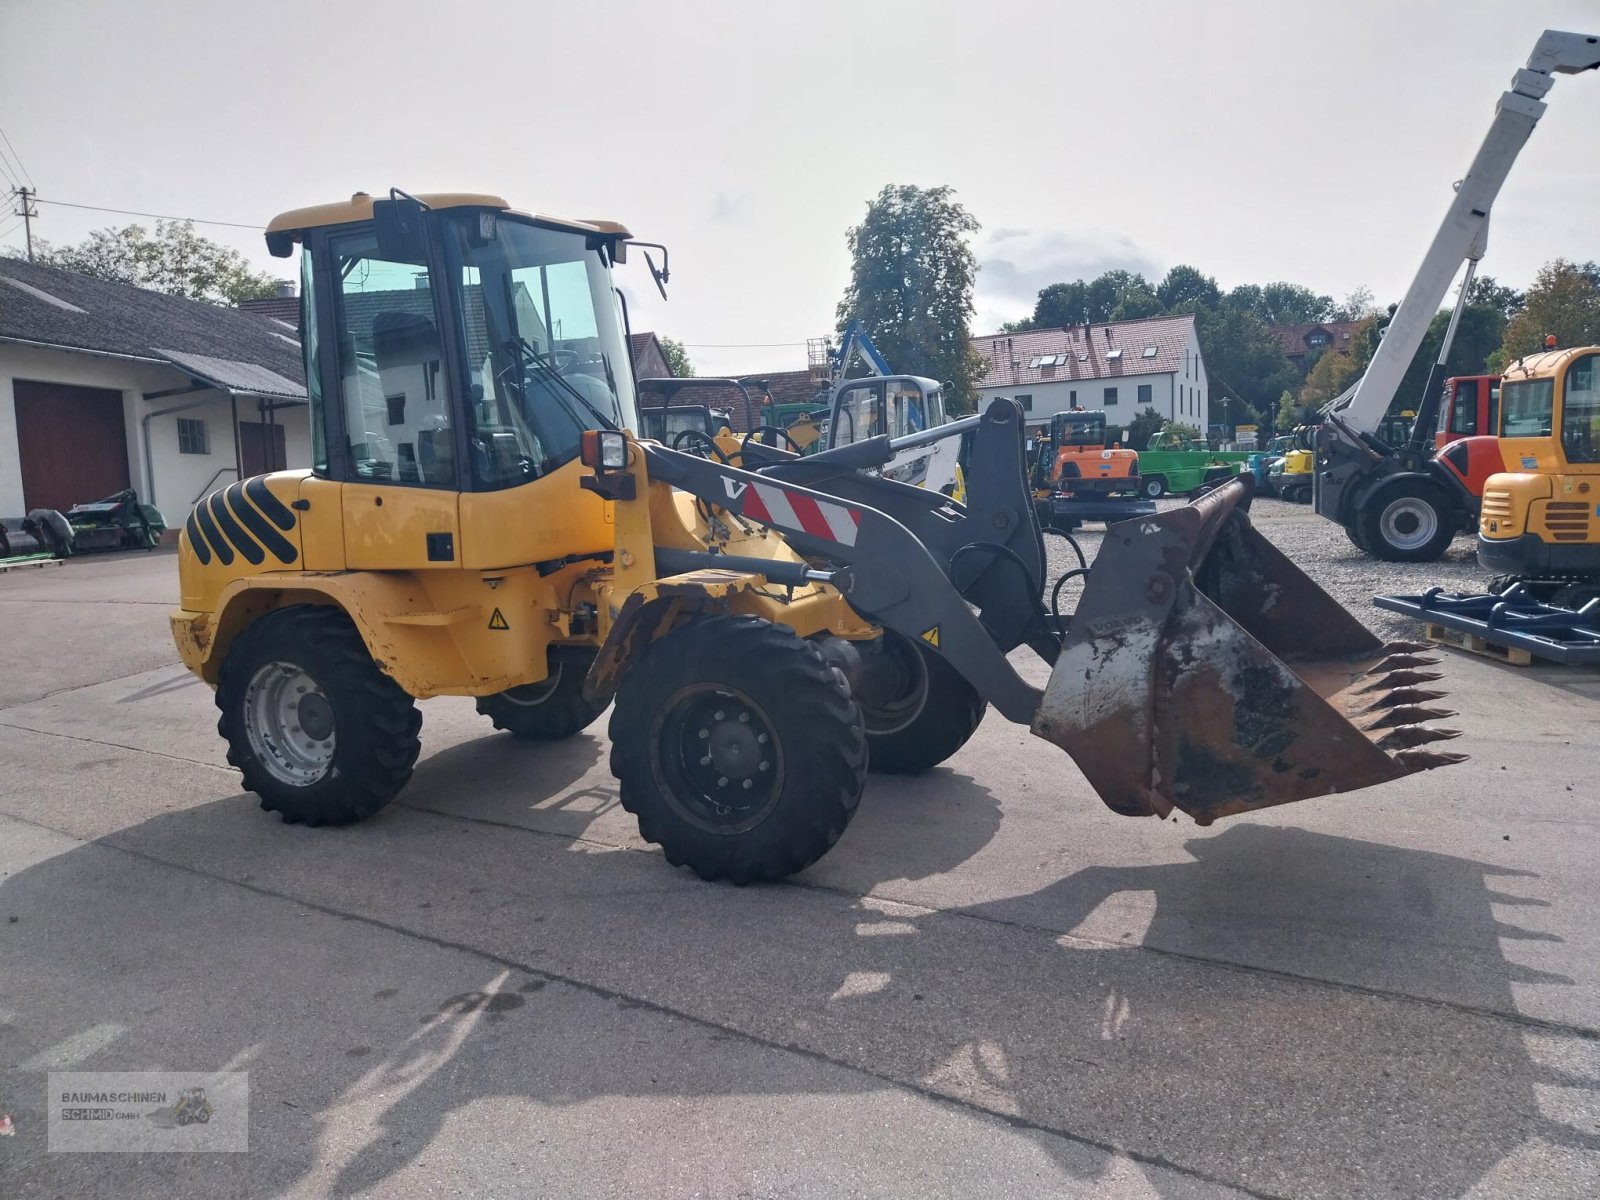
[47, 1072, 247, 1152]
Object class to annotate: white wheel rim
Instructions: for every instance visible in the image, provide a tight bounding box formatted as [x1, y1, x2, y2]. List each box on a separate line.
[1379, 496, 1438, 551]
[243, 661, 336, 785]
[499, 660, 562, 707]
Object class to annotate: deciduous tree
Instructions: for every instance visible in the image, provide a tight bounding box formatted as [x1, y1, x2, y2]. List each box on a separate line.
[1500, 260, 1600, 362]
[32, 220, 278, 305]
[659, 336, 694, 377]
[838, 184, 983, 410]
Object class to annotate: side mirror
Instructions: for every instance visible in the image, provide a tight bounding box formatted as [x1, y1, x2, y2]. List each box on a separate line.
[373, 191, 429, 262]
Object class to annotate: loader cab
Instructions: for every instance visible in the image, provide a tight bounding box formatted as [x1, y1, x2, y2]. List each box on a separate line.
[827, 375, 956, 488]
[827, 375, 946, 447]
[1477, 347, 1600, 579]
[1436, 374, 1500, 450]
[273, 192, 640, 572]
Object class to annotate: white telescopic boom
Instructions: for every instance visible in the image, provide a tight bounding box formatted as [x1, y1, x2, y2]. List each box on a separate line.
[1336, 30, 1600, 435]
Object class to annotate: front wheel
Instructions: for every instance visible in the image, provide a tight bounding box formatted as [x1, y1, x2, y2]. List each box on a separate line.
[855, 631, 985, 774]
[476, 647, 605, 740]
[216, 605, 422, 825]
[610, 615, 866, 884]
[1358, 482, 1458, 563]
[1141, 476, 1167, 499]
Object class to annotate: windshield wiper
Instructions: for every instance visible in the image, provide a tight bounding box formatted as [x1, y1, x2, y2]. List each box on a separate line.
[506, 337, 618, 432]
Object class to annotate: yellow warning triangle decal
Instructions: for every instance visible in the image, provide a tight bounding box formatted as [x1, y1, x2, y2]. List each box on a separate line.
[487, 607, 510, 631]
[919, 625, 940, 648]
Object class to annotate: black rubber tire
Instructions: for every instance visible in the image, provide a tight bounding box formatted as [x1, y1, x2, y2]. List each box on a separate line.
[1141, 476, 1166, 499]
[216, 605, 421, 826]
[1358, 481, 1458, 563]
[855, 631, 985, 774]
[609, 614, 866, 884]
[476, 647, 605, 741]
[1345, 521, 1372, 554]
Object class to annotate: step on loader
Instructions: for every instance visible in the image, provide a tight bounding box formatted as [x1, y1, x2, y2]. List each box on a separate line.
[170, 191, 1465, 884]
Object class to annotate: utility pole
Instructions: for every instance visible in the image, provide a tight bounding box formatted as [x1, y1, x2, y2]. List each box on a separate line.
[11, 186, 38, 261]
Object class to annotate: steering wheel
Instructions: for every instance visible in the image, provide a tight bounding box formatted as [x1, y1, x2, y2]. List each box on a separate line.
[742, 425, 805, 455]
[671, 428, 731, 462]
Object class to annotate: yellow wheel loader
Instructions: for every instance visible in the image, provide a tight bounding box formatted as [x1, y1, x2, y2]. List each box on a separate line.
[171, 191, 1465, 884]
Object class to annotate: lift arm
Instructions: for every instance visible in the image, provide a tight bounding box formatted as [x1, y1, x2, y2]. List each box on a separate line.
[831, 319, 893, 380]
[1334, 29, 1599, 436]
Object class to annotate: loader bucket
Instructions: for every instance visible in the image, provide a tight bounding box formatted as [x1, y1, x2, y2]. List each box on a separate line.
[1033, 476, 1464, 824]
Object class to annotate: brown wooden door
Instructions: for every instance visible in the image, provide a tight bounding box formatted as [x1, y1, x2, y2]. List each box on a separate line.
[12, 380, 131, 512]
[238, 420, 288, 477]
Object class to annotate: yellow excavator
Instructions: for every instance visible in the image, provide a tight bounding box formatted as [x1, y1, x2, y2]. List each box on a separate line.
[1478, 343, 1600, 605]
[170, 190, 1464, 883]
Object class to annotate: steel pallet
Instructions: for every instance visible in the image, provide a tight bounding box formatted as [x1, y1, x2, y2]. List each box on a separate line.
[1373, 585, 1600, 665]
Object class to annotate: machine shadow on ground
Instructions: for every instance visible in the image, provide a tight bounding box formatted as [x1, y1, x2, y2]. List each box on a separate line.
[3, 793, 1596, 1199]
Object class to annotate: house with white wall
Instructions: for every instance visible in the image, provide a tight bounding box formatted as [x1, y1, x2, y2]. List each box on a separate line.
[971, 313, 1209, 435]
[0, 258, 308, 523]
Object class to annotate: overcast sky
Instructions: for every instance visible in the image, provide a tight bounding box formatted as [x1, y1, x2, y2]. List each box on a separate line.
[3, 0, 1598, 377]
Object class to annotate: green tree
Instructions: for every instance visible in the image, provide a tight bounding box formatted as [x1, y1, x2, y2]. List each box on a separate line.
[1330, 286, 1379, 321]
[1227, 281, 1333, 324]
[32, 219, 279, 305]
[1466, 274, 1524, 319]
[1500, 259, 1600, 362]
[837, 184, 983, 411]
[1028, 280, 1092, 328]
[1083, 270, 1156, 323]
[1124, 406, 1166, 448]
[1274, 389, 1301, 433]
[659, 336, 695, 377]
[1157, 265, 1220, 312]
[1184, 303, 1299, 420]
[1298, 315, 1377, 407]
[1393, 303, 1507, 416]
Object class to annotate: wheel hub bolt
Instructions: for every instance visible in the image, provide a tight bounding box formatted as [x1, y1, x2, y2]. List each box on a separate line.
[742, 779, 753, 789]
[717, 776, 729, 787]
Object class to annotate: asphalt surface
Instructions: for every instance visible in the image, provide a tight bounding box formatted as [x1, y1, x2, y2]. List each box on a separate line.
[2, 508, 1598, 1199]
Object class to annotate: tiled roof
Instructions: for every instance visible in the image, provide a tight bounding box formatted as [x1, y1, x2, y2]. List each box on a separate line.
[0, 258, 306, 397]
[1270, 320, 1362, 359]
[237, 295, 300, 328]
[972, 314, 1196, 390]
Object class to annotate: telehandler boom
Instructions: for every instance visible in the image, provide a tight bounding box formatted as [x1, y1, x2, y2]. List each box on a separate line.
[171, 190, 1463, 883]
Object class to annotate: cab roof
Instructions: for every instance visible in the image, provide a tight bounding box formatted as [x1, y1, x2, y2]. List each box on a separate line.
[1503, 346, 1598, 380]
[264, 192, 632, 241]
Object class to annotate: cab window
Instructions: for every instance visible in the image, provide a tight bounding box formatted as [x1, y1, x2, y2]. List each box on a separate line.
[1500, 377, 1554, 438]
[1448, 380, 1478, 435]
[1563, 354, 1600, 464]
[329, 232, 456, 488]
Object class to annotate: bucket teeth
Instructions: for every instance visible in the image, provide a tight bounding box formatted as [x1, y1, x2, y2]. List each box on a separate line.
[1382, 641, 1433, 654]
[1392, 748, 1471, 771]
[1355, 669, 1445, 694]
[1365, 653, 1443, 674]
[1358, 687, 1447, 712]
[1363, 705, 1457, 730]
[1375, 725, 1464, 751]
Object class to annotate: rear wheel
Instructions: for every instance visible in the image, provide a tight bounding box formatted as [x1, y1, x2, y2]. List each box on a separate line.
[855, 630, 985, 774]
[1359, 482, 1457, 562]
[1141, 476, 1167, 499]
[216, 605, 421, 825]
[476, 647, 605, 740]
[610, 615, 867, 884]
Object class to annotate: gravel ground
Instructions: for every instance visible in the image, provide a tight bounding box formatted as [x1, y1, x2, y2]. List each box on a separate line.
[1043, 494, 1488, 642]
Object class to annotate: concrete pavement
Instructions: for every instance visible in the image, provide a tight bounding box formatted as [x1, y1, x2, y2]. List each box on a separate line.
[1, 539, 1598, 1198]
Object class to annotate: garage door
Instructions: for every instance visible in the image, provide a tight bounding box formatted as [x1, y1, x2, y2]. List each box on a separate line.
[13, 379, 131, 512]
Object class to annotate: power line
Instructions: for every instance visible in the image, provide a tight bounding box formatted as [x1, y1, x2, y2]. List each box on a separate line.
[0, 122, 31, 189]
[32, 197, 263, 230]
[679, 340, 809, 349]
[0, 217, 24, 242]
[0, 160, 18, 190]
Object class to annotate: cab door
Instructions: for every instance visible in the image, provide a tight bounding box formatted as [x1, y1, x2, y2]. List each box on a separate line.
[324, 229, 461, 570]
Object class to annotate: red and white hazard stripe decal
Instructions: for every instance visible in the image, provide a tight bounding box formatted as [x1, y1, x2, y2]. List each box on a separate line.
[739, 481, 861, 546]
